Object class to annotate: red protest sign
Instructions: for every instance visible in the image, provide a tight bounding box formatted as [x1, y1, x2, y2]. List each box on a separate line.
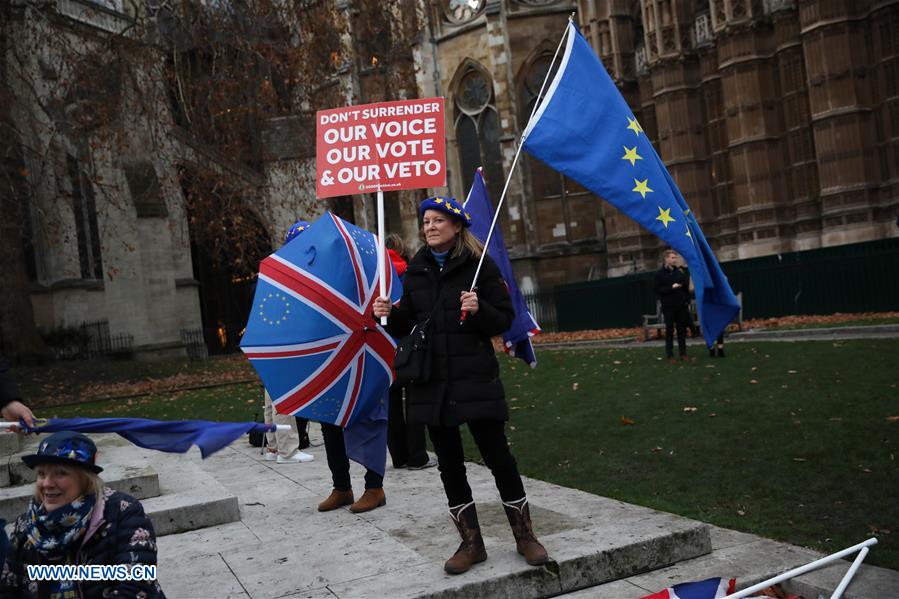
[316, 98, 446, 199]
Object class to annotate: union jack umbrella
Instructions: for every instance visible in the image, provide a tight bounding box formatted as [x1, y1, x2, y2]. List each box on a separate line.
[240, 212, 402, 428]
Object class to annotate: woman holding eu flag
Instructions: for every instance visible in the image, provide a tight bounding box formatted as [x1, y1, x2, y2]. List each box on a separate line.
[373, 196, 549, 575]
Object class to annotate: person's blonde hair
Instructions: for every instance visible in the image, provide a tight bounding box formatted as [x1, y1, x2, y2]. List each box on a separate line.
[33, 465, 106, 503]
[662, 249, 678, 261]
[451, 227, 483, 259]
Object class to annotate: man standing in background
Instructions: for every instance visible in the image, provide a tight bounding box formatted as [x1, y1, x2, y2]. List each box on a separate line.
[654, 250, 692, 363]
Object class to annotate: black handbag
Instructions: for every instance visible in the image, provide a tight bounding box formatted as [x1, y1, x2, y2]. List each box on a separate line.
[394, 319, 432, 385]
[393, 292, 443, 385]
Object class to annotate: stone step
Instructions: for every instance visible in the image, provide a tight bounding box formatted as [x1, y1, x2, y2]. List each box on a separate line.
[0, 433, 23, 460]
[560, 527, 899, 599]
[155, 440, 713, 598]
[140, 459, 240, 537]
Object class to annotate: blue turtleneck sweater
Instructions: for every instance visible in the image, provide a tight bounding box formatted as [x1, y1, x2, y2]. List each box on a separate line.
[430, 248, 449, 270]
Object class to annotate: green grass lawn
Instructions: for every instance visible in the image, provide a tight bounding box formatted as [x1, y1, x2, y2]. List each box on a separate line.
[481, 339, 899, 570]
[18, 339, 899, 570]
[36, 382, 262, 421]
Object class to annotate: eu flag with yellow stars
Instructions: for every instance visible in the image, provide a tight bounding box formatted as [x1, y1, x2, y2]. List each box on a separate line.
[522, 21, 739, 345]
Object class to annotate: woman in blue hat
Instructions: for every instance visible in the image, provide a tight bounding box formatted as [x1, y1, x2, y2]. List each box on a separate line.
[373, 196, 549, 574]
[0, 431, 164, 598]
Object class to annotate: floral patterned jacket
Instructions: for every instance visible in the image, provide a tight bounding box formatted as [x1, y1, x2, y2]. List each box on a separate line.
[0, 489, 164, 599]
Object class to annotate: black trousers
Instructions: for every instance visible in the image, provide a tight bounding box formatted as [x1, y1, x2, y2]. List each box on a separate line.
[662, 304, 691, 357]
[387, 385, 428, 468]
[428, 420, 525, 507]
[321, 423, 383, 491]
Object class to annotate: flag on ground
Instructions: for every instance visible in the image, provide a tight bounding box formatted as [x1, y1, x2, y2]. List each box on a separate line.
[25, 417, 273, 458]
[522, 21, 740, 346]
[640, 577, 736, 599]
[464, 168, 540, 367]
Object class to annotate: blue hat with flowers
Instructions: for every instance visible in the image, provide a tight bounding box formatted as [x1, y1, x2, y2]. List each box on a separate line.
[419, 196, 471, 227]
[284, 220, 311, 244]
[23, 431, 103, 474]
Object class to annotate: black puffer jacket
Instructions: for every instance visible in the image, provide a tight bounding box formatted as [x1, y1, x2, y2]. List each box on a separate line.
[388, 246, 514, 426]
[1, 489, 164, 599]
[0, 354, 21, 412]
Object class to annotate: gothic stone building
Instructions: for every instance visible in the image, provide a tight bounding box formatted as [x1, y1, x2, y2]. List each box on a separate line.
[3, 0, 325, 358]
[415, 0, 899, 288]
[5, 0, 898, 358]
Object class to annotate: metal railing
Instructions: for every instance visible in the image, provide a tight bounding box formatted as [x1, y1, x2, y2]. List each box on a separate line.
[180, 327, 209, 361]
[43, 319, 134, 360]
[521, 291, 558, 332]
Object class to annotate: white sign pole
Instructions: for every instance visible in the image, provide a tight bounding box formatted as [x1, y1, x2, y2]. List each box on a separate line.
[721, 537, 877, 599]
[376, 189, 388, 325]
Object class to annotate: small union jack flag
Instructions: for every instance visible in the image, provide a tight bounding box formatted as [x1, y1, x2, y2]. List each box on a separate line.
[240, 213, 402, 428]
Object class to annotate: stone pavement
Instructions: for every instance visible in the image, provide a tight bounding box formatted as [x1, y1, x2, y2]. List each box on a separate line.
[3, 427, 897, 598]
[158, 427, 896, 599]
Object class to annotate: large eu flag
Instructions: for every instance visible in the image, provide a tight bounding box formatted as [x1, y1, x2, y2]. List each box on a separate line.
[522, 22, 739, 345]
[464, 168, 540, 367]
[26, 417, 273, 458]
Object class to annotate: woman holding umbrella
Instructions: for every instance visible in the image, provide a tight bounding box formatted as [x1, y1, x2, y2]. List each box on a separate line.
[373, 196, 549, 574]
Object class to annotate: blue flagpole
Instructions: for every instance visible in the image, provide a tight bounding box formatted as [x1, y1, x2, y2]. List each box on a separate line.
[463, 13, 575, 300]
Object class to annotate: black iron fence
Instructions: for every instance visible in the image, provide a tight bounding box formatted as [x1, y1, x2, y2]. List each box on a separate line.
[521, 291, 558, 332]
[43, 319, 134, 360]
[180, 327, 209, 361]
[552, 237, 899, 331]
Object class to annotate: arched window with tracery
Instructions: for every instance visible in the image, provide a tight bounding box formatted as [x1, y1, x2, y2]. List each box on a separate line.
[520, 52, 602, 247]
[453, 65, 505, 207]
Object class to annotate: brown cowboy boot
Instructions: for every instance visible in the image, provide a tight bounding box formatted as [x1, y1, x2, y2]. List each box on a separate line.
[349, 488, 386, 513]
[444, 502, 487, 574]
[317, 489, 354, 512]
[502, 497, 549, 566]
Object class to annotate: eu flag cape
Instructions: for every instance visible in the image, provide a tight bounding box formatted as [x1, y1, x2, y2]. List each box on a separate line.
[464, 168, 540, 367]
[522, 22, 739, 345]
[25, 417, 273, 458]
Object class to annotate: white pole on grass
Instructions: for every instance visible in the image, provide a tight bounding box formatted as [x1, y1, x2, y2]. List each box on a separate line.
[721, 537, 877, 599]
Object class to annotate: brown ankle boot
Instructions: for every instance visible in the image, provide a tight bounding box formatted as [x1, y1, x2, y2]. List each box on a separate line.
[503, 497, 549, 566]
[444, 502, 487, 574]
[318, 489, 354, 512]
[349, 488, 386, 513]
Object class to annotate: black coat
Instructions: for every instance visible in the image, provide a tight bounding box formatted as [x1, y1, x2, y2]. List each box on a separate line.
[387, 246, 514, 426]
[1, 490, 164, 599]
[0, 355, 21, 412]
[655, 266, 691, 310]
